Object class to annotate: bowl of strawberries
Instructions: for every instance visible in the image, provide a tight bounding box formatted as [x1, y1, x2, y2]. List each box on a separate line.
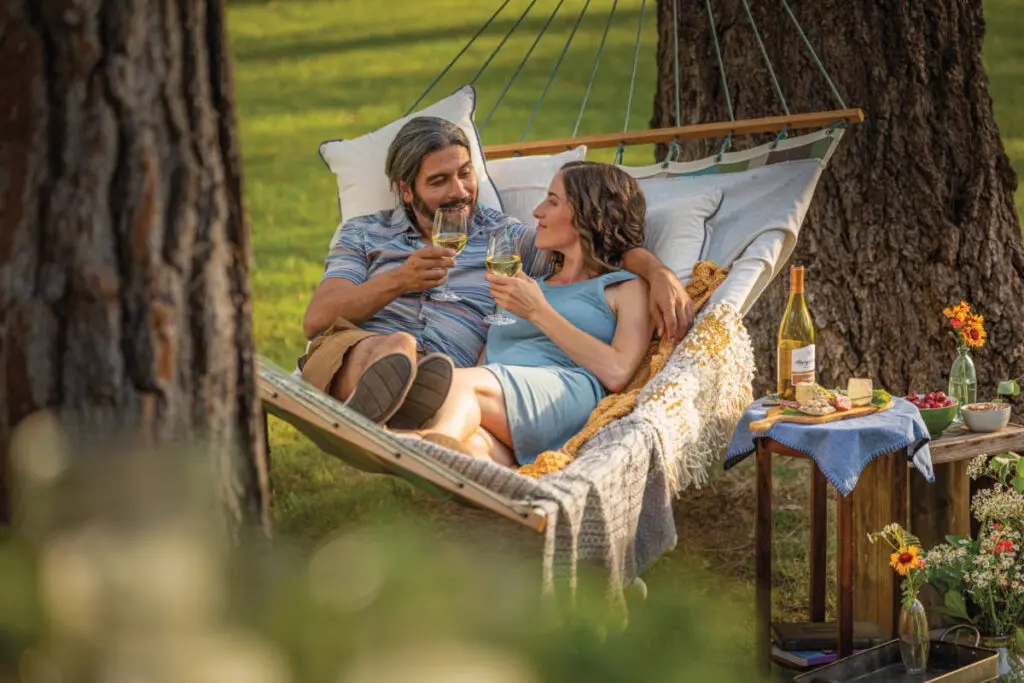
[906, 391, 958, 438]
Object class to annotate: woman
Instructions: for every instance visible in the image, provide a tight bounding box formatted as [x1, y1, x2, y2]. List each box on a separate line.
[419, 161, 654, 467]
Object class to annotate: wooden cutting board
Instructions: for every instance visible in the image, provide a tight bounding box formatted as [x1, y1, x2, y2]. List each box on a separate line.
[748, 400, 894, 433]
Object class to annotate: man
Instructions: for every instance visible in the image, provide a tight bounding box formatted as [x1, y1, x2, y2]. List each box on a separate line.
[301, 116, 693, 429]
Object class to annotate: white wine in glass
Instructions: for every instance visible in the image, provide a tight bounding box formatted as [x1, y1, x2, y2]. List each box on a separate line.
[484, 229, 521, 326]
[430, 207, 468, 302]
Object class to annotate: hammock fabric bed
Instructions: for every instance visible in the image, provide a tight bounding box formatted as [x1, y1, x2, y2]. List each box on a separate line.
[259, 0, 864, 603]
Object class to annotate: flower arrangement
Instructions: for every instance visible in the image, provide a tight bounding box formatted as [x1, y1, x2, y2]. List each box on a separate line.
[870, 524, 932, 672]
[942, 301, 986, 411]
[943, 301, 987, 349]
[924, 452, 1024, 638]
[868, 524, 930, 608]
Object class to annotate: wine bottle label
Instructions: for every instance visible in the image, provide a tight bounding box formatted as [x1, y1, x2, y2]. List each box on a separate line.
[791, 344, 815, 385]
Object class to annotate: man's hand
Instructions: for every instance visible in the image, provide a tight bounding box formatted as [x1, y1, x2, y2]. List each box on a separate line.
[396, 246, 456, 292]
[647, 267, 693, 344]
[486, 271, 550, 321]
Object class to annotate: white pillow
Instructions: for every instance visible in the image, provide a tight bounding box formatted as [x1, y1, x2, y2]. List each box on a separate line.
[319, 85, 503, 224]
[642, 189, 725, 286]
[486, 147, 587, 228]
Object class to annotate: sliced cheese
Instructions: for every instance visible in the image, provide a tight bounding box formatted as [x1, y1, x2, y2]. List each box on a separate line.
[802, 404, 836, 417]
[848, 378, 873, 407]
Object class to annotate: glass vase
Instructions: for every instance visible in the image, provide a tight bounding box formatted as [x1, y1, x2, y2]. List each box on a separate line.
[979, 634, 1024, 680]
[898, 599, 929, 674]
[948, 346, 977, 423]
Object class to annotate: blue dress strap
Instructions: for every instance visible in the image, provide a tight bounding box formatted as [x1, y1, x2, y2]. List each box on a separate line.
[597, 269, 640, 288]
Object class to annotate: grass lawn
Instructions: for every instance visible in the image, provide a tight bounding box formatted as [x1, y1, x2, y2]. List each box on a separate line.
[227, 0, 1024, 623]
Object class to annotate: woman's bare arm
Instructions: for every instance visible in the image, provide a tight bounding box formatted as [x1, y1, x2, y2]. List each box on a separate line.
[529, 278, 653, 392]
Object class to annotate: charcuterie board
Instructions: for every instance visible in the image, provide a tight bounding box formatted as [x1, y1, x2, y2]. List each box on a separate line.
[749, 399, 894, 433]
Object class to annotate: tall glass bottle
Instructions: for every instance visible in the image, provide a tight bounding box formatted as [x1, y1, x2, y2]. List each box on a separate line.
[777, 264, 816, 398]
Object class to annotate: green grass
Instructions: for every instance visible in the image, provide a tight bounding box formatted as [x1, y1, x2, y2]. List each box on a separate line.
[228, 0, 1023, 619]
[983, 0, 1024, 226]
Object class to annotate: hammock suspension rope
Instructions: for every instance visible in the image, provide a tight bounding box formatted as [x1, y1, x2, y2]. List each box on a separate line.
[406, 0, 858, 159]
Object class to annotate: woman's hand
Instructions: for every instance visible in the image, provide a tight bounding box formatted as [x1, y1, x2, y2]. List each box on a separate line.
[485, 271, 550, 322]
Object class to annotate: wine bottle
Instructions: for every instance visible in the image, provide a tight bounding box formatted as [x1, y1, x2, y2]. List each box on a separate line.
[777, 264, 816, 399]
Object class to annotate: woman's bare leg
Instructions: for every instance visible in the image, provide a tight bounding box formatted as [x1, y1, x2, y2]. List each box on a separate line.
[426, 368, 514, 452]
[464, 428, 516, 467]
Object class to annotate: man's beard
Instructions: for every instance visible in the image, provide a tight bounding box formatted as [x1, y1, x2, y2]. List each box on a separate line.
[410, 190, 475, 226]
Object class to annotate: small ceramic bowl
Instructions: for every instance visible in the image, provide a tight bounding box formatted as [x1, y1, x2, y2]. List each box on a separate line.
[961, 402, 1012, 433]
[914, 397, 959, 438]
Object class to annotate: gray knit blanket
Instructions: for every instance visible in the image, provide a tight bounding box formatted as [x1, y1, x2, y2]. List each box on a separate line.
[401, 302, 756, 605]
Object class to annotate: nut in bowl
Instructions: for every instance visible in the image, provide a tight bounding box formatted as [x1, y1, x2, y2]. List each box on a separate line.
[906, 392, 958, 438]
[960, 402, 1011, 433]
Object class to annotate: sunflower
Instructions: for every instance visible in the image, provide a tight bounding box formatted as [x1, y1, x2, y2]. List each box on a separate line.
[943, 301, 971, 321]
[890, 545, 922, 576]
[961, 314, 987, 348]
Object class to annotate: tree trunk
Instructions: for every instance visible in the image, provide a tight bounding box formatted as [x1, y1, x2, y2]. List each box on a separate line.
[652, 0, 1024, 411]
[0, 0, 270, 531]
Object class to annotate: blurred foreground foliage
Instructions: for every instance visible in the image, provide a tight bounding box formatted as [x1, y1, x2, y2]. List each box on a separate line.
[0, 413, 762, 683]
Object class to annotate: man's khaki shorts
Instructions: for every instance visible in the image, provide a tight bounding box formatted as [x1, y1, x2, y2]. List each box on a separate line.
[300, 318, 378, 393]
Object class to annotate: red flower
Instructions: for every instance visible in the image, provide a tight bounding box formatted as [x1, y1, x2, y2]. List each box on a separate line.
[995, 540, 1014, 554]
[951, 318, 964, 328]
[916, 558, 926, 569]
[993, 523, 1003, 531]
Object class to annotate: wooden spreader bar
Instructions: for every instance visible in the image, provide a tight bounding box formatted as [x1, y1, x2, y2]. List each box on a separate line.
[482, 108, 865, 159]
[260, 375, 548, 533]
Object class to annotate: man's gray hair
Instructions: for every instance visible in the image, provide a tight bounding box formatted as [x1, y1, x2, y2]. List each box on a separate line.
[384, 116, 472, 194]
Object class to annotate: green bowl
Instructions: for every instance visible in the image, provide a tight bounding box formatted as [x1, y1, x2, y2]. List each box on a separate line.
[914, 395, 959, 438]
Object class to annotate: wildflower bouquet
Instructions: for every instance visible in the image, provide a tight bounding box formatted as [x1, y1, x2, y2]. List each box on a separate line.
[925, 452, 1024, 638]
[869, 523, 932, 672]
[943, 301, 986, 412]
[868, 524, 930, 608]
[943, 301, 987, 349]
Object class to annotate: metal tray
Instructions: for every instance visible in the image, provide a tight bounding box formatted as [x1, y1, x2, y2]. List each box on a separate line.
[793, 640, 999, 682]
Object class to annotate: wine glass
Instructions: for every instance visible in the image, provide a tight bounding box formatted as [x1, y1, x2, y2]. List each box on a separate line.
[430, 207, 468, 302]
[484, 228, 522, 326]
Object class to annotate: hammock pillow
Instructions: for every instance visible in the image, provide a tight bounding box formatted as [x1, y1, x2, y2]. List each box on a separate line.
[642, 188, 724, 286]
[318, 85, 503, 225]
[486, 146, 587, 228]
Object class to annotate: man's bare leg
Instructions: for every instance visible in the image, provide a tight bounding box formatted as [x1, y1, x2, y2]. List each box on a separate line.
[329, 331, 418, 402]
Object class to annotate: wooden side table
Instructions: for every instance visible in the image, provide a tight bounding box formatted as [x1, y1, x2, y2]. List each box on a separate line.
[757, 423, 1024, 673]
[755, 438, 909, 670]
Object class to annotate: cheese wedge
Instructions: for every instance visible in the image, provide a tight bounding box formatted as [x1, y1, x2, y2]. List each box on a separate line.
[848, 378, 873, 407]
[795, 383, 818, 406]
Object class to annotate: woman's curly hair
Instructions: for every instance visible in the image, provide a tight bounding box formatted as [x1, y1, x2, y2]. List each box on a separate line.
[555, 161, 646, 274]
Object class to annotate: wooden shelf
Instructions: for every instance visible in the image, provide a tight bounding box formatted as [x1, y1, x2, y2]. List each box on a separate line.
[919, 423, 1024, 466]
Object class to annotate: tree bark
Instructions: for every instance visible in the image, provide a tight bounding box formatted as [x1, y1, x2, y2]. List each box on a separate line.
[652, 0, 1024, 411]
[0, 0, 270, 531]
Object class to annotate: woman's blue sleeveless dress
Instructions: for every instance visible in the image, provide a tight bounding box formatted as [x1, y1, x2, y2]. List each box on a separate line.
[482, 270, 639, 465]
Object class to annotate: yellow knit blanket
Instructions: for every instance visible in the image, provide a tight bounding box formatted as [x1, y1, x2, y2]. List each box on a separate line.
[516, 261, 730, 478]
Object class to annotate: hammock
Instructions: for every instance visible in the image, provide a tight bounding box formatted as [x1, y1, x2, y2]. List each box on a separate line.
[261, 0, 864, 600]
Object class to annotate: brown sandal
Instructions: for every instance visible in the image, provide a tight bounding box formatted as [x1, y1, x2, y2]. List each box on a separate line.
[386, 353, 454, 430]
[344, 353, 415, 424]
